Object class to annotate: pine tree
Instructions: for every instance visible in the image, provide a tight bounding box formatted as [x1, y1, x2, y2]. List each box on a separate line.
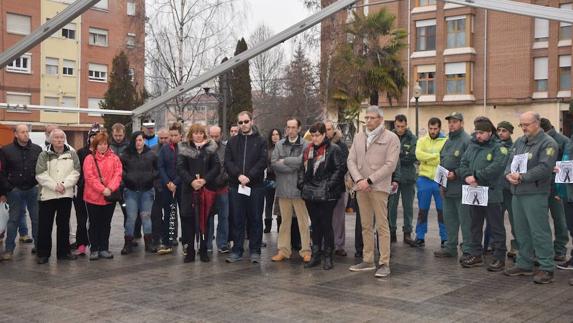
[101, 51, 145, 135]
[229, 38, 252, 130]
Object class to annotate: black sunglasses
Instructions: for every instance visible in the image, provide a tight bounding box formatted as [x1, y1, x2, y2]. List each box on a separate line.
[238, 120, 250, 125]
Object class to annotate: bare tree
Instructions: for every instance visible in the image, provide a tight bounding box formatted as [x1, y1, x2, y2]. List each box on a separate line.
[248, 24, 285, 96]
[146, 0, 245, 124]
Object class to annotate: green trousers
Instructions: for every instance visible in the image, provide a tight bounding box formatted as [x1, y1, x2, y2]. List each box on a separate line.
[388, 183, 415, 234]
[502, 189, 517, 250]
[443, 196, 471, 255]
[513, 194, 555, 272]
[548, 196, 570, 257]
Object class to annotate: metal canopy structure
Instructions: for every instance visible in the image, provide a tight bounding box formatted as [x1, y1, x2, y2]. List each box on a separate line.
[0, 0, 100, 69]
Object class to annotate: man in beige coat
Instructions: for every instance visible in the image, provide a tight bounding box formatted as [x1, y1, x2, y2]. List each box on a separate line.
[347, 106, 400, 278]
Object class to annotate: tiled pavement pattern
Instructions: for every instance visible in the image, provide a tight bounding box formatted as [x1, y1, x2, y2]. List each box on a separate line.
[0, 206, 572, 323]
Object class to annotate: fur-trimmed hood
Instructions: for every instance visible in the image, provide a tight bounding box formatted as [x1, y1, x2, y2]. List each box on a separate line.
[178, 139, 218, 159]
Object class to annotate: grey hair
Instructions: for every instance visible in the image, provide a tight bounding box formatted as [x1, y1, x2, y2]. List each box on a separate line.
[49, 128, 66, 142]
[156, 127, 169, 135]
[365, 105, 384, 118]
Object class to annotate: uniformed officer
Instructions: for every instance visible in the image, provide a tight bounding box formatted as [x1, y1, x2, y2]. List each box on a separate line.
[458, 117, 508, 271]
[388, 114, 417, 245]
[434, 112, 471, 259]
[497, 121, 517, 258]
[504, 111, 558, 284]
[539, 118, 570, 263]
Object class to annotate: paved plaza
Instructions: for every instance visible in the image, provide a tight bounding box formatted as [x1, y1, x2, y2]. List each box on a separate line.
[0, 206, 572, 323]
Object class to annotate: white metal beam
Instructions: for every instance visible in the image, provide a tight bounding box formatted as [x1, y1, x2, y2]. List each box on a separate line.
[0, 0, 100, 68]
[131, 0, 358, 127]
[443, 0, 573, 24]
[0, 103, 133, 116]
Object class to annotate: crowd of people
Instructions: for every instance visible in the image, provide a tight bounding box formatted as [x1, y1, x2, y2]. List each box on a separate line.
[0, 108, 572, 286]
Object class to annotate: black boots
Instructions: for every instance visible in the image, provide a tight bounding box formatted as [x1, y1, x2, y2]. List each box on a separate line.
[304, 245, 322, 268]
[184, 244, 195, 263]
[144, 235, 157, 253]
[390, 231, 397, 243]
[264, 219, 272, 233]
[121, 236, 133, 255]
[199, 245, 209, 262]
[323, 248, 334, 270]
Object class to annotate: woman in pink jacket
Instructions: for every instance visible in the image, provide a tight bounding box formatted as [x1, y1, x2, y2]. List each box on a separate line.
[83, 132, 122, 261]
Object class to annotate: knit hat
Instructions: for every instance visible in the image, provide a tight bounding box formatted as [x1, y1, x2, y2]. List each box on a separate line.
[496, 121, 514, 134]
[474, 117, 495, 133]
[540, 118, 552, 132]
[87, 123, 101, 139]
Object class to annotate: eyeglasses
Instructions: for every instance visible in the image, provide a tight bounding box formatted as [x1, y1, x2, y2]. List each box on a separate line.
[238, 120, 250, 125]
[364, 116, 380, 120]
[518, 122, 534, 128]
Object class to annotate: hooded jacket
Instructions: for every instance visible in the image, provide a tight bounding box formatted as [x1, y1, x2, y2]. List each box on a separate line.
[224, 128, 267, 188]
[83, 149, 123, 205]
[120, 145, 158, 192]
[35, 145, 81, 201]
[1, 138, 43, 191]
[415, 133, 447, 180]
[177, 140, 221, 192]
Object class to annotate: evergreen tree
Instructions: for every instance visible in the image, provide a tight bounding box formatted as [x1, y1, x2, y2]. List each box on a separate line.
[229, 38, 252, 130]
[101, 51, 145, 135]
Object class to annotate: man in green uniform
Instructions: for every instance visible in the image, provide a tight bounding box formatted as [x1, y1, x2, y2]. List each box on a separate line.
[458, 117, 508, 271]
[434, 112, 471, 259]
[504, 111, 558, 284]
[497, 121, 517, 258]
[539, 118, 570, 263]
[388, 114, 417, 245]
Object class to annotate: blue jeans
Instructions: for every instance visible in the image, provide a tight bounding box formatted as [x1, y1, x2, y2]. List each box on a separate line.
[18, 205, 28, 236]
[229, 186, 265, 256]
[5, 187, 39, 252]
[207, 191, 229, 250]
[124, 188, 155, 237]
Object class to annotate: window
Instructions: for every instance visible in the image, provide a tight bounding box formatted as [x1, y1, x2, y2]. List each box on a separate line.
[94, 0, 108, 10]
[446, 16, 468, 48]
[62, 96, 76, 107]
[560, 4, 572, 42]
[7, 13, 31, 35]
[126, 33, 136, 48]
[445, 62, 468, 95]
[534, 18, 549, 42]
[127, 0, 136, 16]
[6, 54, 31, 73]
[63, 60, 75, 76]
[415, 20, 436, 51]
[534, 57, 548, 92]
[560, 55, 571, 91]
[416, 65, 435, 95]
[88, 63, 107, 82]
[88, 98, 103, 116]
[45, 57, 59, 76]
[44, 97, 60, 107]
[6, 92, 31, 105]
[418, 0, 436, 6]
[62, 23, 76, 40]
[89, 28, 108, 47]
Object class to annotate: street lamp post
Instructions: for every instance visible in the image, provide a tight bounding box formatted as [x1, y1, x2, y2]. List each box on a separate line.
[413, 82, 422, 137]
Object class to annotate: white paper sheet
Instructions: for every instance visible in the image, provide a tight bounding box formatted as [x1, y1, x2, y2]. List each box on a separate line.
[462, 185, 489, 206]
[434, 165, 449, 188]
[510, 153, 528, 174]
[555, 161, 573, 183]
[238, 184, 251, 196]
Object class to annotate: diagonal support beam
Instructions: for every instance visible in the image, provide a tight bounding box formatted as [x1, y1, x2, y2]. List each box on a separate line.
[0, 0, 100, 69]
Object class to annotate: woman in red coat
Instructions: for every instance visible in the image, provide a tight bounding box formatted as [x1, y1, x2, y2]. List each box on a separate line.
[83, 132, 122, 261]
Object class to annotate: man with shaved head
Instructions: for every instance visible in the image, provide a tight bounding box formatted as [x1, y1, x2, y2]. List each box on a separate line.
[208, 125, 231, 253]
[504, 111, 558, 284]
[1, 124, 43, 260]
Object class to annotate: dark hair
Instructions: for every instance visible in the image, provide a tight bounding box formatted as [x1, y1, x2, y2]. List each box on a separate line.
[395, 114, 407, 123]
[309, 122, 326, 135]
[127, 131, 145, 154]
[169, 122, 182, 134]
[428, 117, 441, 128]
[90, 132, 109, 152]
[287, 117, 302, 128]
[268, 128, 282, 147]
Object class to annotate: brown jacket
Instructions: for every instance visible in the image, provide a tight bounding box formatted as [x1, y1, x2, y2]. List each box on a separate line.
[347, 127, 400, 193]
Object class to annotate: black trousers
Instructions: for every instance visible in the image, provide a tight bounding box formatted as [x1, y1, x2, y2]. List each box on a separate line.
[73, 194, 90, 246]
[37, 198, 73, 258]
[151, 187, 164, 241]
[354, 201, 363, 253]
[469, 203, 506, 261]
[305, 200, 336, 251]
[87, 203, 115, 252]
[180, 215, 207, 253]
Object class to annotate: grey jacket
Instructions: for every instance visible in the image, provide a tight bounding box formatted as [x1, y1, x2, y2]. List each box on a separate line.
[504, 130, 558, 196]
[271, 136, 307, 198]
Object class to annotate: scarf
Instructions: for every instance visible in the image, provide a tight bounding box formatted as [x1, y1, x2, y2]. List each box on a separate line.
[303, 139, 328, 175]
[365, 124, 384, 149]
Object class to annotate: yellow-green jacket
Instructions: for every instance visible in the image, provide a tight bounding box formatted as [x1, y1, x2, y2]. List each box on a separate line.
[415, 133, 447, 180]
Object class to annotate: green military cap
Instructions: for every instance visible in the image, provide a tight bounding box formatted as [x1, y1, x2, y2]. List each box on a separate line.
[445, 112, 463, 121]
[497, 121, 514, 134]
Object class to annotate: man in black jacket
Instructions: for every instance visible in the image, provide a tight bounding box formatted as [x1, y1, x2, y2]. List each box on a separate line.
[1, 124, 42, 260]
[224, 111, 267, 263]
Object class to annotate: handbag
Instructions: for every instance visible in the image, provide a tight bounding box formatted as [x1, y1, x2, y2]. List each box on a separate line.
[93, 155, 122, 203]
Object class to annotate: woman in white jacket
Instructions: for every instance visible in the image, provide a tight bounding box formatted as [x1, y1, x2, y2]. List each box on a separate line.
[35, 129, 80, 264]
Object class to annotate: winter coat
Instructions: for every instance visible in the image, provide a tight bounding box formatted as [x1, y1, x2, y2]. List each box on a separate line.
[1, 138, 43, 191]
[266, 145, 277, 181]
[120, 146, 158, 192]
[395, 129, 418, 184]
[347, 128, 401, 194]
[458, 135, 508, 204]
[83, 149, 123, 205]
[440, 128, 471, 197]
[224, 129, 267, 188]
[0, 149, 7, 196]
[212, 141, 229, 189]
[498, 138, 513, 191]
[76, 146, 92, 196]
[298, 139, 347, 201]
[110, 139, 129, 157]
[546, 127, 569, 197]
[271, 136, 307, 199]
[158, 143, 182, 187]
[35, 146, 81, 201]
[416, 134, 447, 180]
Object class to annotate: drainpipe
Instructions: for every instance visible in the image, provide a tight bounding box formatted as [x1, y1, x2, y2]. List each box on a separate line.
[407, 0, 411, 116]
[483, 9, 488, 114]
